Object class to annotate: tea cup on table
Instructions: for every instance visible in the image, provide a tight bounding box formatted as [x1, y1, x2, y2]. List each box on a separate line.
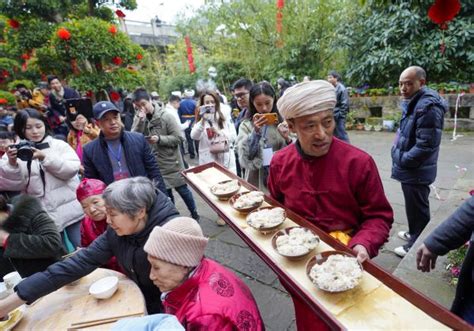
[3, 271, 22, 293]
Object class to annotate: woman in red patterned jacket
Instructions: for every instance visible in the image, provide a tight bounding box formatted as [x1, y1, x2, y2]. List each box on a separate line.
[76, 178, 122, 272]
[144, 217, 264, 331]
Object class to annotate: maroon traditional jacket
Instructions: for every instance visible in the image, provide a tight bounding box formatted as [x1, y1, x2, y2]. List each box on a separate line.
[268, 138, 393, 257]
[163, 258, 264, 331]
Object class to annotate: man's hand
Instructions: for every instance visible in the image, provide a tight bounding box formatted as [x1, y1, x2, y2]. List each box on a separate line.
[416, 244, 438, 272]
[146, 135, 159, 144]
[352, 244, 369, 263]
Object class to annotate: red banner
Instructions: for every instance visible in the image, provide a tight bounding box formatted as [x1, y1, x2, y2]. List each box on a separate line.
[276, 0, 285, 47]
[184, 36, 196, 73]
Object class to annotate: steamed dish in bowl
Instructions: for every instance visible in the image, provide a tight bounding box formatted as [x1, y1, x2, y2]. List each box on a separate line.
[275, 227, 319, 257]
[247, 207, 286, 230]
[211, 180, 240, 196]
[309, 254, 362, 292]
[233, 191, 264, 209]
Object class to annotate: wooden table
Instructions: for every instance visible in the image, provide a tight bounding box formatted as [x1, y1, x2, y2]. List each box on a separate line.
[183, 162, 472, 331]
[15, 268, 146, 330]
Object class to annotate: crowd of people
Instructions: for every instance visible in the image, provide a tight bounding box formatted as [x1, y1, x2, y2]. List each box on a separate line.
[0, 66, 472, 329]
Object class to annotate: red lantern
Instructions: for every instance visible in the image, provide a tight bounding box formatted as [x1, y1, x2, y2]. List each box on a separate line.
[115, 10, 126, 18]
[428, 0, 461, 25]
[112, 56, 123, 65]
[108, 25, 118, 35]
[277, 0, 284, 9]
[0, 98, 8, 105]
[21, 53, 30, 60]
[7, 19, 20, 29]
[2, 70, 9, 78]
[136, 53, 143, 61]
[110, 91, 121, 102]
[57, 28, 71, 41]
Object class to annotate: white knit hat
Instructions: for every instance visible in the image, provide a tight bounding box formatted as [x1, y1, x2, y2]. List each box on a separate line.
[144, 217, 208, 267]
[184, 89, 195, 98]
[277, 80, 336, 120]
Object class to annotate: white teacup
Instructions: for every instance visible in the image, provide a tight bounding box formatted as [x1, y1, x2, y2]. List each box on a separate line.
[0, 282, 7, 299]
[3, 272, 22, 292]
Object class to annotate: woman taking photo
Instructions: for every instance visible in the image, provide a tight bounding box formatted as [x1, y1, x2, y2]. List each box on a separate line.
[237, 82, 292, 189]
[0, 108, 83, 250]
[0, 177, 179, 317]
[190, 90, 237, 173]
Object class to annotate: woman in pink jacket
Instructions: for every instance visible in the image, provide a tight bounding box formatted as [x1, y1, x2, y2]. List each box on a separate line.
[76, 178, 122, 272]
[144, 217, 264, 330]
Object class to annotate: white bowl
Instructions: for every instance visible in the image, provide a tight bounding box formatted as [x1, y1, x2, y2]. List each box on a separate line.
[89, 276, 119, 299]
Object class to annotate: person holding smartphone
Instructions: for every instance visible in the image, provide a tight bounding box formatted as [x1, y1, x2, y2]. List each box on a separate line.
[190, 90, 237, 174]
[236, 82, 292, 190]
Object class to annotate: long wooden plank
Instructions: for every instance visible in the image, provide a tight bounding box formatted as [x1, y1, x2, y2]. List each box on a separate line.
[183, 162, 471, 331]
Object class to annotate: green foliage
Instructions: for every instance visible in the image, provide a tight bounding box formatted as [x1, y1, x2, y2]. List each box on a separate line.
[0, 58, 19, 75]
[339, 1, 473, 86]
[7, 79, 34, 90]
[0, 90, 16, 105]
[447, 244, 468, 286]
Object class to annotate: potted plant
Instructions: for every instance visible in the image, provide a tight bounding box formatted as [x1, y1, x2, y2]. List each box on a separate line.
[355, 118, 365, 130]
[345, 111, 355, 130]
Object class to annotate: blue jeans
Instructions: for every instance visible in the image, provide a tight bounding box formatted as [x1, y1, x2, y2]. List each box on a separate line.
[334, 117, 350, 143]
[167, 184, 198, 219]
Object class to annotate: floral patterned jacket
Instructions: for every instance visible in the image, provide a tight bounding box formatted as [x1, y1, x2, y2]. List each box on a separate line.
[163, 258, 264, 331]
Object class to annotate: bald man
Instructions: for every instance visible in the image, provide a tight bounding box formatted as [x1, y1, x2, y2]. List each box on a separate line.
[392, 66, 447, 257]
[268, 80, 393, 330]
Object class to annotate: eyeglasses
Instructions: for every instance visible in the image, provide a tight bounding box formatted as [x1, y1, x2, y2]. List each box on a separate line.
[235, 92, 248, 99]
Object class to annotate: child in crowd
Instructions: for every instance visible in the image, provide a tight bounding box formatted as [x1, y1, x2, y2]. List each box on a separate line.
[76, 178, 122, 273]
[66, 114, 100, 163]
[0, 131, 16, 159]
[0, 106, 13, 131]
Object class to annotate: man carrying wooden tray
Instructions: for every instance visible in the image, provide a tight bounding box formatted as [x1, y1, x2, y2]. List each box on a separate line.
[268, 80, 394, 330]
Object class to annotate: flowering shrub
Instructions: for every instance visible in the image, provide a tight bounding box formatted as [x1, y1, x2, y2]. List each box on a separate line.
[446, 242, 469, 286]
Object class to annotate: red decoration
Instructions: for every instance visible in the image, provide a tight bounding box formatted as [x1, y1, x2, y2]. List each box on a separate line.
[57, 28, 71, 41]
[428, 0, 461, 25]
[86, 90, 93, 98]
[0, 98, 8, 105]
[108, 25, 118, 35]
[184, 36, 196, 73]
[136, 53, 143, 61]
[115, 10, 126, 18]
[1, 70, 9, 78]
[21, 62, 27, 71]
[21, 53, 30, 60]
[110, 91, 121, 102]
[276, 0, 285, 47]
[112, 56, 123, 66]
[7, 19, 20, 29]
[277, 0, 284, 9]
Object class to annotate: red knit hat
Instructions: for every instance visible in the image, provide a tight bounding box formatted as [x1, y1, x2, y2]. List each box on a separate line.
[76, 178, 107, 202]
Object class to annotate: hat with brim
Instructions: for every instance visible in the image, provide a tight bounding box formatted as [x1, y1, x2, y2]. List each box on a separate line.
[93, 101, 120, 120]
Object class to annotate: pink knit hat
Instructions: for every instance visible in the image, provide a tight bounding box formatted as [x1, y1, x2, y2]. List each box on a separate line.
[144, 217, 208, 267]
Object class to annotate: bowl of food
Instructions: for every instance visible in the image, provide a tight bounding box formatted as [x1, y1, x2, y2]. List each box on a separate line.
[89, 276, 119, 299]
[306, 251, 363, 292]
[272, 226, 320, 260]
[229, 191, 265, 214]
[210, 179, 241, 200]
[246, 207, 286, 233]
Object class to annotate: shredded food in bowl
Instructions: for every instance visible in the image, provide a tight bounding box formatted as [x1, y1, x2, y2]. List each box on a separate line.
[211, 180, 240, 195]
[234, 191, 264, 209]
[276, 227, 319, 256]
[247, 207, 285, 229]
[310, 254, 362, 292]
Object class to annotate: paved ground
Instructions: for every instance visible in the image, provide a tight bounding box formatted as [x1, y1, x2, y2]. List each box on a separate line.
[173, 130, 474, 330]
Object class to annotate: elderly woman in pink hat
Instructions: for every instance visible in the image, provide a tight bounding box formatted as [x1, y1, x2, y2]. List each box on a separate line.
[76, 178, 122, 272]
[144, 217, 264, 331]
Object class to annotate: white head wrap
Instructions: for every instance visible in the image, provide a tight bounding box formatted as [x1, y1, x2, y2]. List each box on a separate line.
[277, 80, 336, 120]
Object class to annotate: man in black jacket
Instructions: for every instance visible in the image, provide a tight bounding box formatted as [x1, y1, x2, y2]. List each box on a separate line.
[416, 196, 474, 325]
[327, 71, 350, 143]
[83, 101, 167, 194]
[392, 66, 447, 257]
[47, 75, 80, 139]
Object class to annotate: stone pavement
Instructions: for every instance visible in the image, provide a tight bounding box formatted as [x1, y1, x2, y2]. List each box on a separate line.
[174, 130, 474, 330]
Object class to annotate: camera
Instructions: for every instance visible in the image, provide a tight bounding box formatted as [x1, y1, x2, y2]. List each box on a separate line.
[199, 105, 214, 116]
[9, 140, 50, 162]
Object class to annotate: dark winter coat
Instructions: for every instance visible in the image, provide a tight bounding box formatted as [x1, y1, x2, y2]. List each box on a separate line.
[1, 195, 65, 278]
[391, 87, 447, 185]
[82, 130, 167, 194]
[424, 196, 474, 318]
[333, 83, 349, 119]
[49, 87, 80, 117]
[15, 191, 179, 314]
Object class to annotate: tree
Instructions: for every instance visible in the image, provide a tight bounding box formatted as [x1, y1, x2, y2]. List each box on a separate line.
[339, 1, 473, 86]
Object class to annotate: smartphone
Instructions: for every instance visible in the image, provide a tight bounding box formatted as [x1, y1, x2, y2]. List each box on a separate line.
[260, 113, 279, 125]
